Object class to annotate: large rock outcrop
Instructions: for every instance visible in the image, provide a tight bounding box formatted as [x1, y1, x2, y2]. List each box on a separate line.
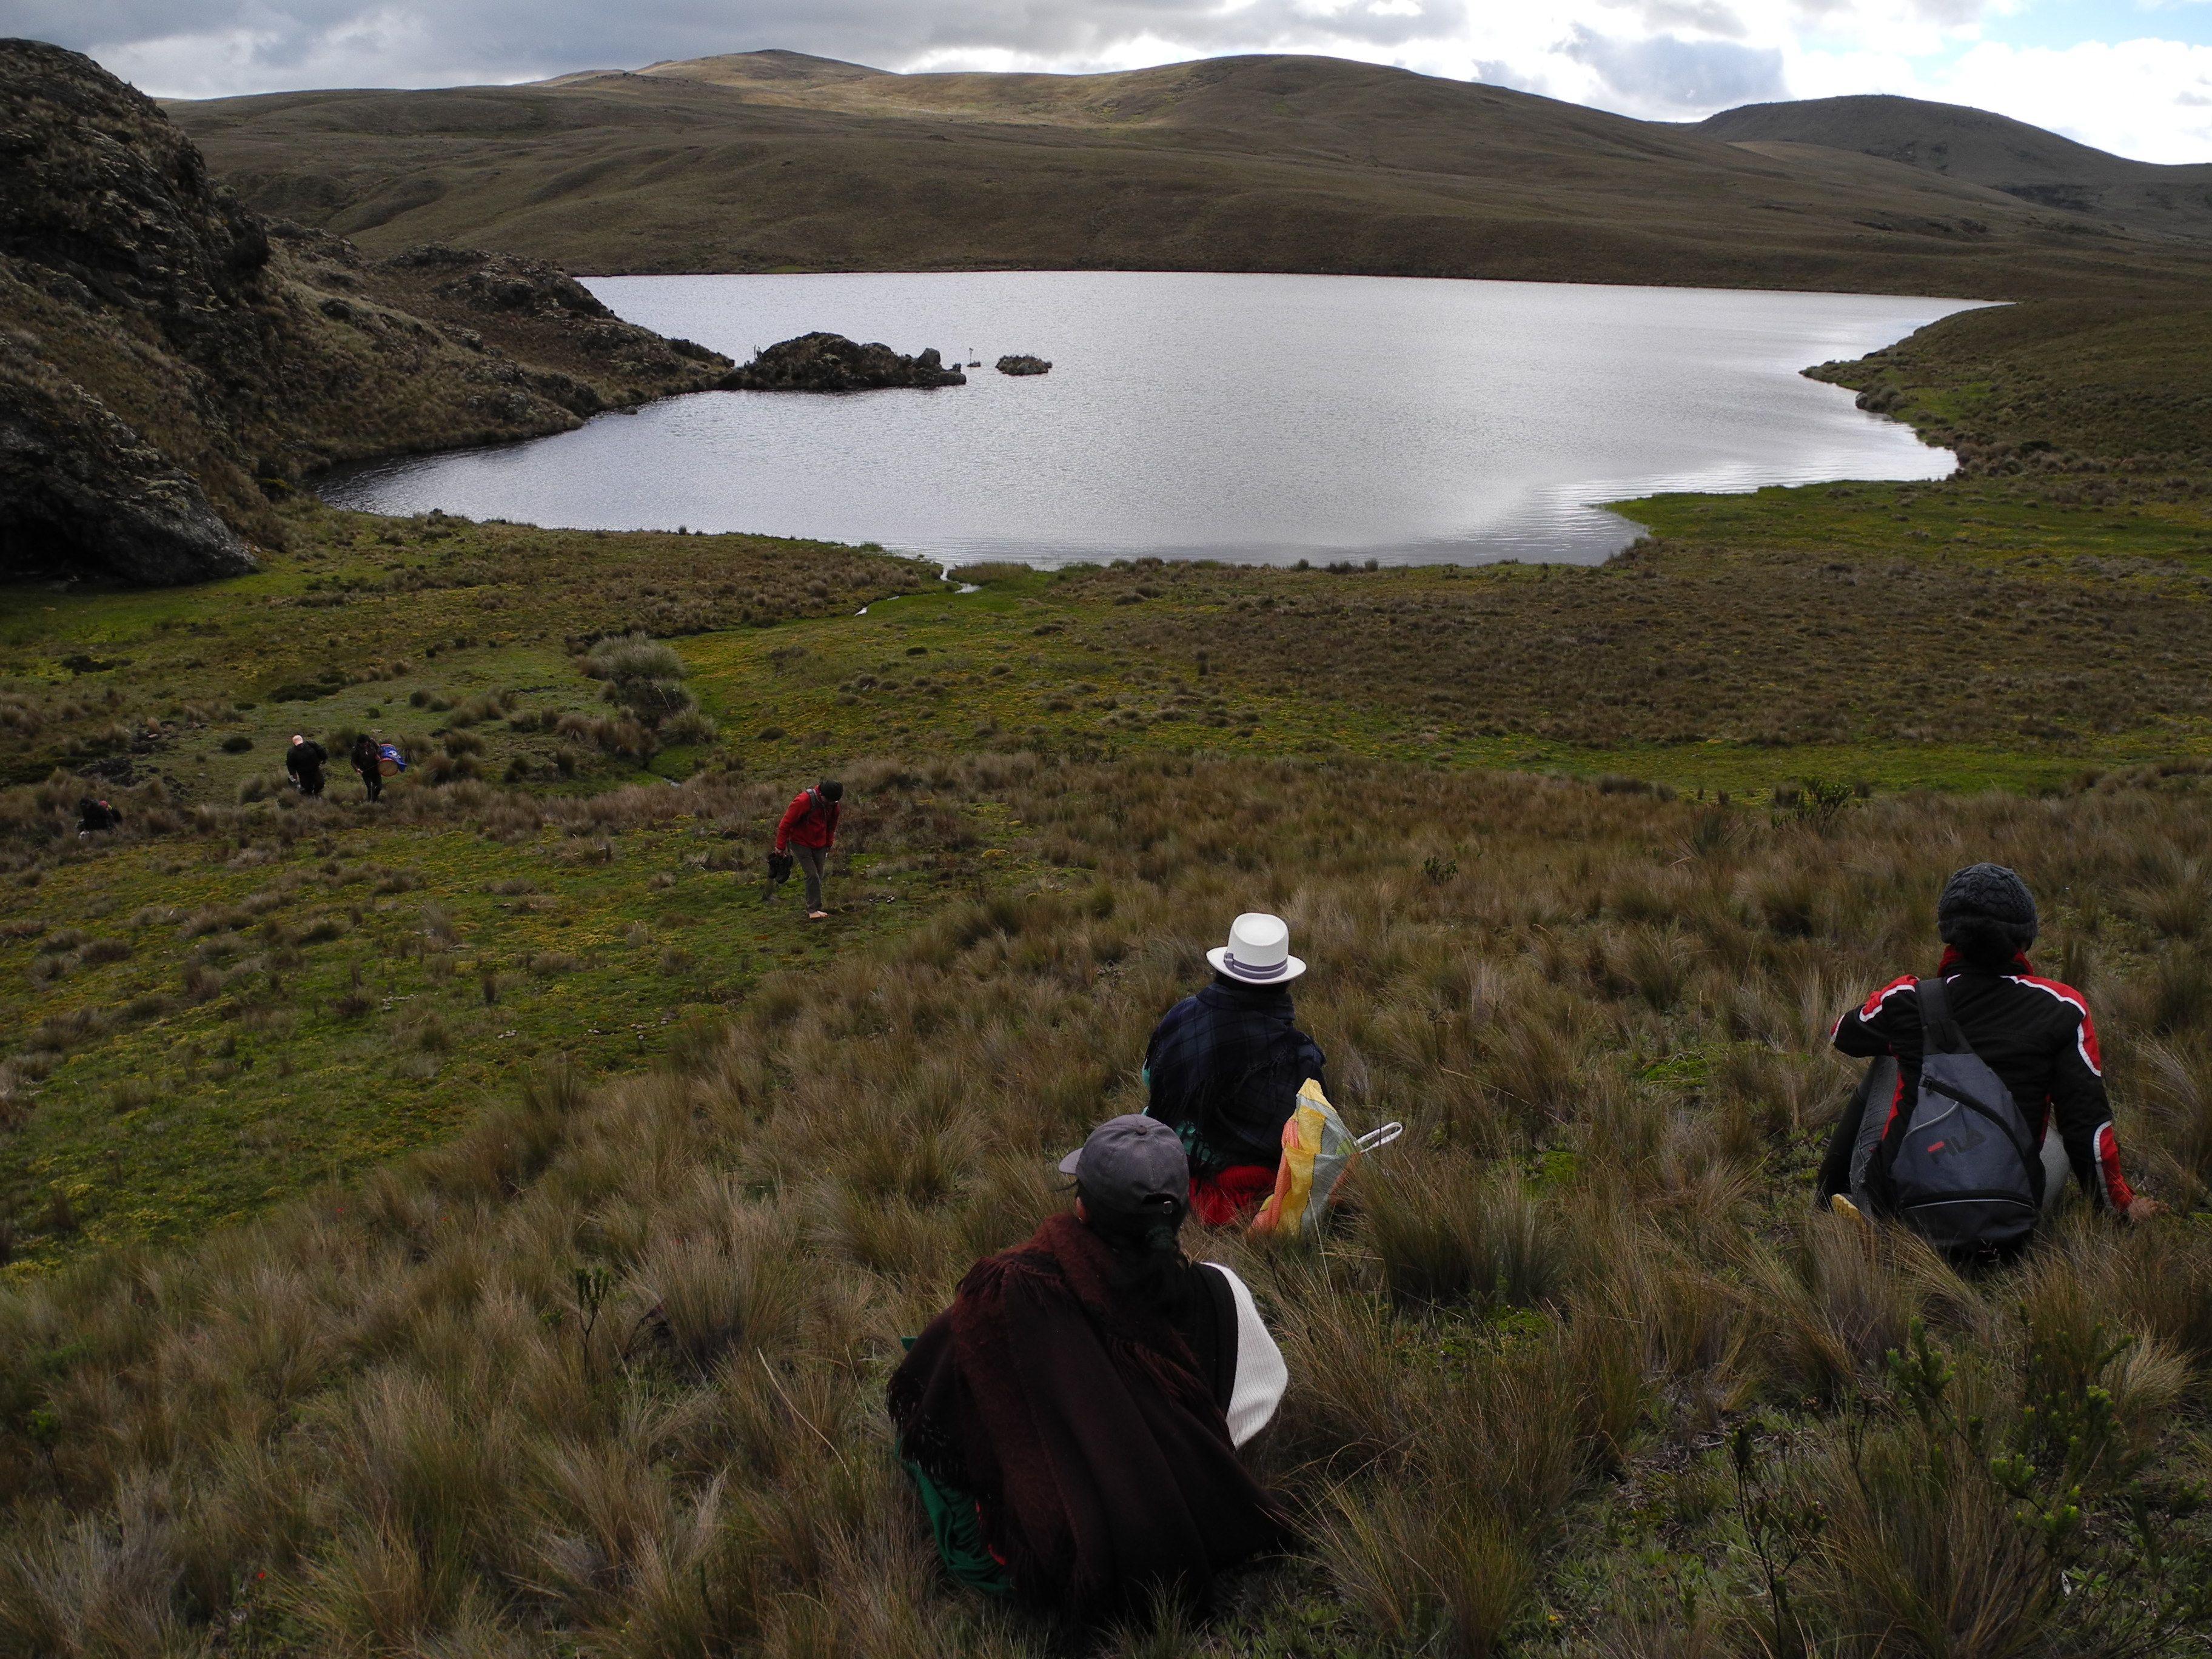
[0, 39, 732, 586]
[0, 333, 252, 581]
[722, 332, 965, 391]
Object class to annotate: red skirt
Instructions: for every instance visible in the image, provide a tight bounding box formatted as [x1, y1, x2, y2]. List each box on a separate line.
[1190, 1164, 1277, 1227]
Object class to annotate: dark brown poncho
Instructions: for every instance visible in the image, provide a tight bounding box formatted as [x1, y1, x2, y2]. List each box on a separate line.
[886, 1213, 1285, 1619]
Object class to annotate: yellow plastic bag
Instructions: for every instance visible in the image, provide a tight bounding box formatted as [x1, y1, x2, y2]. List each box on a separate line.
[1251, 1079, 1401, 1240]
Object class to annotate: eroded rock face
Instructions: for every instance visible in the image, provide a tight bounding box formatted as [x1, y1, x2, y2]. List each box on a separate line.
[0, 40, 731, 587]
[723, 332, 967, 391]
[0, 337, 253, 584]
[0, 41, 271, 329]
[0, 38, 279, 582]
[366, 242, 728, 415]
[996, 354, 1051, 376]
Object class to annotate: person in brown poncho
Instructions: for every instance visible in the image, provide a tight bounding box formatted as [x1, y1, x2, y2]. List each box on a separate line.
[886, 1114, 1289, 1620]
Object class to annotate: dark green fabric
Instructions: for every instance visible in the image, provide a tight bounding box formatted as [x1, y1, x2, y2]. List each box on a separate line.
[894, 1332, 1012, 1598]
[900, 1455, 1015, 1597]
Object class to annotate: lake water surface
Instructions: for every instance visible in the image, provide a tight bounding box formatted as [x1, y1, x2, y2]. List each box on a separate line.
[323, 272, 1985, 566]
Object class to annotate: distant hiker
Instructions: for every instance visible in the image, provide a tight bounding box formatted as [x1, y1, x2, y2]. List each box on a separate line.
[1144, 913, 1325, 1224]
[285, 733, 327, 797]
[76, 796, 120, 836]
[352, 734, 383, 803]
[887, 1114, 1287, 1619]
[773, 778, 843, 920]
[1819, 862, 2161, 1257]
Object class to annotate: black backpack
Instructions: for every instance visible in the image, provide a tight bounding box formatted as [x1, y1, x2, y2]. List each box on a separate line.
[1887, 976, 2040, 1259]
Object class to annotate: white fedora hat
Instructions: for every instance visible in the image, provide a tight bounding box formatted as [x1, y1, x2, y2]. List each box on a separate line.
[1207, 912, 1305, 985]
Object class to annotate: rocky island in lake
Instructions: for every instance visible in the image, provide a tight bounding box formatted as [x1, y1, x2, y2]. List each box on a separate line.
[996, 354, 1051, 376]
[722, 333, 967, 391]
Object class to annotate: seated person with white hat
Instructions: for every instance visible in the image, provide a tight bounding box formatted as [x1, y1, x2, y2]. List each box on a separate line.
[1143, 912, 1326, 1224]
[886, 1115, 1288, 1618]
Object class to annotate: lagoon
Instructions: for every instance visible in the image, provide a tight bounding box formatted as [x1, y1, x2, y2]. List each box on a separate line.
[322, 272, 1984, 567]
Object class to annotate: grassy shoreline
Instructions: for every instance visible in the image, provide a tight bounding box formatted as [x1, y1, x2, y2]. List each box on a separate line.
[7, 754, 2212, 1655]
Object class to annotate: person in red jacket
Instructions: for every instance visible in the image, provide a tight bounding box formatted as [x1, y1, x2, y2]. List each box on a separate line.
[774, 779, 843, 919]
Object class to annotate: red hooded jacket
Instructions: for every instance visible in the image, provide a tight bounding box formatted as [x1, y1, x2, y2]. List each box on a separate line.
[775, 787, 840, 852]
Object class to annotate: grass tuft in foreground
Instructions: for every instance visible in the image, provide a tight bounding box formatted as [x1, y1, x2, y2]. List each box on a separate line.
[5, 754, 2211, 1654]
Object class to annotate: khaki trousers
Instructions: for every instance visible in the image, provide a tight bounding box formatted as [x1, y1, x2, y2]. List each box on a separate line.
[794, 844, 827, 910]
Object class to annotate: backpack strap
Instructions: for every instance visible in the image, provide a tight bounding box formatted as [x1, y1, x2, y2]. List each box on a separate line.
[1915, 975, 1965, 1056]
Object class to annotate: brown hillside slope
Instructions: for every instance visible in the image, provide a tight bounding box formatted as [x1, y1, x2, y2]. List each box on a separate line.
[170, 50, 2212, 298]
[0, 39, 729, 586]
[1698, 94, 2212, 246]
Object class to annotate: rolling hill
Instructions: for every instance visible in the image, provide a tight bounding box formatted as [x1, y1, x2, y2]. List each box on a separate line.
[1697, 93, 2212, 247]
[169, 50, 2212, 299]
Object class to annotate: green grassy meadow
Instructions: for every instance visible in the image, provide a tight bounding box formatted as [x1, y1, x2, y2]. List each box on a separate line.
[8, 459, 2212, 1275]
[0, 788, 1008, 1275]
[6, 305, 2212, 1656]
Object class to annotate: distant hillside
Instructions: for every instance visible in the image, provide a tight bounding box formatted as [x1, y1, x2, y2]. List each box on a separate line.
[1697, 95, 2212, 246]
[0, 39, 729, 585]
[169, 50, 2212, 299]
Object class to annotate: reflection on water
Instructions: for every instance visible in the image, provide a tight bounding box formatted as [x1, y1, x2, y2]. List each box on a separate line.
[323, 272, 1986, 567]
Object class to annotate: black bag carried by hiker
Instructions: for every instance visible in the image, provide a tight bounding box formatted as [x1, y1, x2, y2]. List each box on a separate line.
[1885, 976, 2041, 1259]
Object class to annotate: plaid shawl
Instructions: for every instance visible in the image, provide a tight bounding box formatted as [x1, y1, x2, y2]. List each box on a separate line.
[887, 1214, 1286, 1619]
[1144, 977, 1326, 1174]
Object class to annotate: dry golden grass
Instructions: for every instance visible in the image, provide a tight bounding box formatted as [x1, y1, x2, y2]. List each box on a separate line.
[4, 752, 2210, 1653]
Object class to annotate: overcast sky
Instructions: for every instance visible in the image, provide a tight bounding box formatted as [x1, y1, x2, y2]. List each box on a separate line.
[10, 0, 2211, 163]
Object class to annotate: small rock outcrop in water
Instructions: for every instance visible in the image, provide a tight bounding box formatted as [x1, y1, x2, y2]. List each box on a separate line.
[0, 40, 731, 586]
[996, 355, 1051, 376]
[722, 333, 967, 391]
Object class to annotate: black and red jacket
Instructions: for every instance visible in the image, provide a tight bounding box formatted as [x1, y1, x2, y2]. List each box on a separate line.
[1832, 949, 2134, 1212]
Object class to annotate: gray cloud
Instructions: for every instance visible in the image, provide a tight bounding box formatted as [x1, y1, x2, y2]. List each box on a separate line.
[1787, 0, 1995, 21]
[1561, 25, 1787, 111]
[1623, 1, 1750, 41]
[1472, 55, 1552, 95]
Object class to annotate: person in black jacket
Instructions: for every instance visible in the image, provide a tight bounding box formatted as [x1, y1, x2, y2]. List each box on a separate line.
[285, 734, 327, 796]
[352, 734, 383, 803]
[1820, 863, 2162, 1225]
[1144, 913, 1325, 1224]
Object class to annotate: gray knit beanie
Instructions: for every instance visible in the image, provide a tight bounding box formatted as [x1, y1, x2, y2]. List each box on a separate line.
[1937, 862, 2037, 966]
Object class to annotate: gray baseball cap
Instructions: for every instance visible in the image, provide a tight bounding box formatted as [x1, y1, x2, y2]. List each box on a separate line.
[1057, 1114, 1188, 1209]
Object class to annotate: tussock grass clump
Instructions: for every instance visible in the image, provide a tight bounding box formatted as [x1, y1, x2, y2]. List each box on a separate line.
[1367, 1160, 1566, 1312]
[3, 756, 2212, 1652]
